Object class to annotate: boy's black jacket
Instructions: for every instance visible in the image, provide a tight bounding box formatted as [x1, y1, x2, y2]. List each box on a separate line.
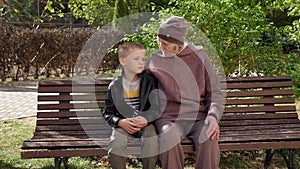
[102, 71, 161, 127]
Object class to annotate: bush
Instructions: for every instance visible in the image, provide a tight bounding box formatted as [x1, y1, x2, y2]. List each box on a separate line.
[0, 27, 124, 82]
[291, 64, 300, 99]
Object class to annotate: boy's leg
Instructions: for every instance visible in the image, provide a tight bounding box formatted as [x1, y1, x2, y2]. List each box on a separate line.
[141, 124, 159, 169]
[108, 127, 129, 169]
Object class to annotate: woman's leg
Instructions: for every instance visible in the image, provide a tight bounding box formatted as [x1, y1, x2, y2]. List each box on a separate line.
[188, 120, 220, 169]
[155, 120, 185, 169]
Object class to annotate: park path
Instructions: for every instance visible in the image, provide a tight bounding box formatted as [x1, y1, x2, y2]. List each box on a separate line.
[0, 81, 38, 121]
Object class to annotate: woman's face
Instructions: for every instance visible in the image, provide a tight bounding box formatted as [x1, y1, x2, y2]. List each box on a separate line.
[157, 37, 180, 57]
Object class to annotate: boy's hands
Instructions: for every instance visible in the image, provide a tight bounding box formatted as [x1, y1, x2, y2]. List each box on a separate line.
[118, 118, 141, 134]
[118, 116, 148, 134]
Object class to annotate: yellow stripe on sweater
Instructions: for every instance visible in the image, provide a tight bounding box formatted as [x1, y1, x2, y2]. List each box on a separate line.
[124, 90, 139, 98]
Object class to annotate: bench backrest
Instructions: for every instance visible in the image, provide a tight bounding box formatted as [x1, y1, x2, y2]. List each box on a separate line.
[35, 76, 297, 145]
[36, 79, 113, 142]
[219, 76, 299, 151]
[224, 76, 296, 114]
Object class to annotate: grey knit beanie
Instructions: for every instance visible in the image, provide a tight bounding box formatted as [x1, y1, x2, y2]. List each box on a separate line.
[157, 16, 190, 44]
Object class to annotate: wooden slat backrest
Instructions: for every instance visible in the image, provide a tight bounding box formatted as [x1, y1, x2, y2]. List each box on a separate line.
[35, 79, 113, 140]
[34, 76, 298, 146]
[36, 76, 296, 125]
[223, 76, 296, 115]
[219, 76, 299, 150]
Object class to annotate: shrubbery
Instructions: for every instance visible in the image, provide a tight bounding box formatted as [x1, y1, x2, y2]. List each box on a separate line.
[0, 27, 123, 81]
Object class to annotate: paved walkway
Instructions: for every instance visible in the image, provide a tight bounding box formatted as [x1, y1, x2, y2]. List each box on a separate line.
[0, 81, 38, 121]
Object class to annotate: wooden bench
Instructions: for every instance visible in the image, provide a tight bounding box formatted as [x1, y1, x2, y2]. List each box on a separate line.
[21, 76, 300, 169]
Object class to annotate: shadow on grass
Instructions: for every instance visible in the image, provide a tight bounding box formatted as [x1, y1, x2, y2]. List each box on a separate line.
[0, 160, 81, 169]
[40, 164, 81, 169]
[0, 161, 21, 169]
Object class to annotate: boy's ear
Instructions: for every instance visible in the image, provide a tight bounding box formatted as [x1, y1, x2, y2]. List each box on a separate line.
[119, 58, 125, 65]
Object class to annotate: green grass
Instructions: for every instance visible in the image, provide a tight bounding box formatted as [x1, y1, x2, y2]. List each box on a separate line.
[0, 119, 97, 169]
[1, 113, 300, 169]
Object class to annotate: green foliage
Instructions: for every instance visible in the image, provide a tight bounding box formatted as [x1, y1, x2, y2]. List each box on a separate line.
[113, 0, 129, 19]
[155, 0, 300, 77]
[0, 0, 38, 23]
[291, 64, 300, 99]
[68, 0, 113, 25]
[117, 0, 299, 78]
[43, 0, 152, 25]
[123, 17, 161, 50]
[2, 0, 300, 83]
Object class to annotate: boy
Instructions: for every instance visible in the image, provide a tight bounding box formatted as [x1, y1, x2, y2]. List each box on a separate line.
[102, 42, 160, 169]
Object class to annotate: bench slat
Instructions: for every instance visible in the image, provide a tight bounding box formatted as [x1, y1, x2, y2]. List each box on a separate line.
[33, 130, 111, 134]
[224, 105, 296, 113]
[22, 139, 139, 149]
[225, 97, 295, 105]
[221, 123, 300, 132]
[32, 134, 112, 140]
[220, 133, 300, 142]
[219, 141, 300, 151]
[38, 79, 112, 86]
[226, 89, 294, 97]
[38, 103, 105, 110]
[226, 81, 293, 89]
[31, 132, 111, 139]
[35, 124, 111, 131]
[38, 86, 108, 93]
[36, 119, 106, 125]
[21, 148, 108, 159]
[38, 95, 107, 101]
[220, 118, 299, 126]
[37, 111, 103, 118]
[225, 76, 291, 83]
[221, 113, 298, 120]
[22, 140, 108, 149]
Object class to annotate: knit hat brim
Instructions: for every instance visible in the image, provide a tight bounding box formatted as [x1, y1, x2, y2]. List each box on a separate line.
[157, 34, 183, 45]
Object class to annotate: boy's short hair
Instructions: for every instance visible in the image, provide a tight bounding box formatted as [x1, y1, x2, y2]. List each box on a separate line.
[118, 42, 144, 58]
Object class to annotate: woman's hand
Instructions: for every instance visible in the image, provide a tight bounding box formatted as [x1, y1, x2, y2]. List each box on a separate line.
[204, 116, 220, 140]
[132, 116, 148, 128]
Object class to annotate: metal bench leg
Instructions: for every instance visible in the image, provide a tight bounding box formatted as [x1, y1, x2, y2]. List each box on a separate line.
[55, 157, 62, 169]
[62, 157, 69, 169]
[279, 149, 296, 169]
[264, 149, 297, 169]
[278, 150, 290, 169]
[55, 157, 69, 169]
[264, 149, 274, 169]
[278, 149, 296, 169]
[288, 149, 296, 169]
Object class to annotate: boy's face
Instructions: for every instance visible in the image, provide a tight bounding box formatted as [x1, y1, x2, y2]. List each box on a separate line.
[120, 48, 146, 75]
